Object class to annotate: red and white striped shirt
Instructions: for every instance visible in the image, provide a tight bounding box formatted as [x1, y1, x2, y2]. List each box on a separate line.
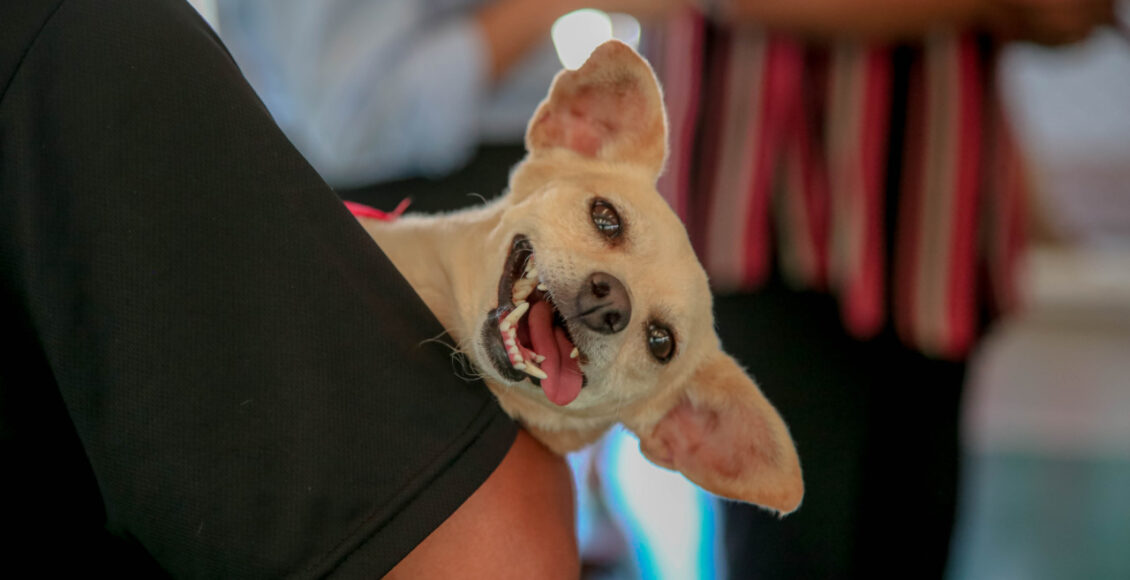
[647, 13, 1028, 360]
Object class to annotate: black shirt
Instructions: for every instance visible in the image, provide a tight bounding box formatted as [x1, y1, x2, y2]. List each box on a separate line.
[0, 0, 516, 575]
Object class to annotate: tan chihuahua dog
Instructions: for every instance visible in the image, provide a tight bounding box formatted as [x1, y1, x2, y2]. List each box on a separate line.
[356, 40, 803, 514]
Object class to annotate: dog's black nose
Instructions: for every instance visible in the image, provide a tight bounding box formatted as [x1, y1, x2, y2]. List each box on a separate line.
[576, 272, 631, 334]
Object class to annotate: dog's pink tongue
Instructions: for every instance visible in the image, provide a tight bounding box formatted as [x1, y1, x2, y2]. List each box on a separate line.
[528, 301, 584, 406]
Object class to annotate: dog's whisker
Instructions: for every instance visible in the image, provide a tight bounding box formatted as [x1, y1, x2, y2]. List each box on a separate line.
[519, 253, 535, 276]
[418, 328, 454, 349]
[450, 355, 487, 383]
[417, 330, 486, 384]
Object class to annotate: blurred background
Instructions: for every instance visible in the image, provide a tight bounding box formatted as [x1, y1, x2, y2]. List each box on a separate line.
[950, 30, 1130, 580]
[189, 1, 1129, 578]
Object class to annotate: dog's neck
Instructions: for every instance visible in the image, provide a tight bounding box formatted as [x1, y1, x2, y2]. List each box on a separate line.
[359, 201, 503, 343]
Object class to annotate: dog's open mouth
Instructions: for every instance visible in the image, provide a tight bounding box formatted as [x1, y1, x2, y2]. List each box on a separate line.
[483, 235, 585, 406]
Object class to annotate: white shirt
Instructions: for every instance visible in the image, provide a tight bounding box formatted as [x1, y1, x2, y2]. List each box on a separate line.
[215, 0, 561, 187]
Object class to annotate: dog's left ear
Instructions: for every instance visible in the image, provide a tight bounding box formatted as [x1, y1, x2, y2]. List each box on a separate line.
[632, 352, 804, 515]
[526, 40, 667, 178]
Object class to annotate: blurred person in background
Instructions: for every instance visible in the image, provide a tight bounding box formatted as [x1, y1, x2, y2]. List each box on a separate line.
[642, 0, 1115, 578]
[213, 0, 681, 189]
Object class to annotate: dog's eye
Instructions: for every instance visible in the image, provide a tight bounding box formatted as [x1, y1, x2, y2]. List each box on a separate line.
[591, 199, 621, 239]
[646, 323, 675, 363]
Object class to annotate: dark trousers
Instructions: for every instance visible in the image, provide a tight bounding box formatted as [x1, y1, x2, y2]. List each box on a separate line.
[716, 281, 966, 579]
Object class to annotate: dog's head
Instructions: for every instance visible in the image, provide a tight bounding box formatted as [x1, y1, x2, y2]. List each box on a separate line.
[468, 41, 802, 513]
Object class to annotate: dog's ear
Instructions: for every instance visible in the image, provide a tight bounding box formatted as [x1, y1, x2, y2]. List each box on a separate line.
[526, 40, 667, 177]
[634, 352, 804, 515]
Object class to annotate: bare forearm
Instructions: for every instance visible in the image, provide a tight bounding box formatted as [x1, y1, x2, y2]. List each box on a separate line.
[716, 0, 998, 41]
[475, 0, 578, 81]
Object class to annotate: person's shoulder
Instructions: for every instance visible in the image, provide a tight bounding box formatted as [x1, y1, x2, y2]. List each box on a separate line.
[2, 0, 229, 104]
[0, 0, 66, 98]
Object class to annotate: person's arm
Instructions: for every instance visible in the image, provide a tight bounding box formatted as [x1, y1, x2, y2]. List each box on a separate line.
[710, 0, 1114, 43]
[475, 0, 579, 82]
[385, 430, 580, 579]
[715, 0, 993, 39]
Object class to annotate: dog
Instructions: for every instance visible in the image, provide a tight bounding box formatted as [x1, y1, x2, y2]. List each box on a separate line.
[354, 40, 803, 515]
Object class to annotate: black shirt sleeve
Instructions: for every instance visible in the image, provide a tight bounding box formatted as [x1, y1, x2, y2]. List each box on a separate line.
[0, 0, 517, 576]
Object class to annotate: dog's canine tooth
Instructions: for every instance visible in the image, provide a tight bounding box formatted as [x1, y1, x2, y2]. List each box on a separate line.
[522, 360, 548, 380]
[500, 320, 511, 332]
[536, 282, 547, 291]
[569, 347, 579, 359]
[504, 301, 530, 326]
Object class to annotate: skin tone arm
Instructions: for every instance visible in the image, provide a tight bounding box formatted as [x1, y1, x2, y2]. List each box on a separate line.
[717, 0, 999, 39]
[383, 429, 580, 579]
[713, 0, 1116, 44]
[477, 0, 1114, 81]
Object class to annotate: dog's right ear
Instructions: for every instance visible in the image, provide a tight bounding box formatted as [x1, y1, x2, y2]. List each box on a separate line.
[632, 352, 804, 515]
[526, 40, 667, 178]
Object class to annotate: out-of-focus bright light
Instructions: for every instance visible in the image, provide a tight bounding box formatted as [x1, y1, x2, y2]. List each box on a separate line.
[552, 9, 613, 70]
[551, 9, 641, 70]
[602, 427, 724, 580]
[609, 13, 641, 49]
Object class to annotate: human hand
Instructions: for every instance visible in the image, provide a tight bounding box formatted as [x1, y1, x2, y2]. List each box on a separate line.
[985, 0, 1117, 45]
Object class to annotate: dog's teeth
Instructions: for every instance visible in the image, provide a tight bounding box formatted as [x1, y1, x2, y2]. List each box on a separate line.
[504, 337, 515, 348]
[513, 362, 526, 371]
[500, 320, 511, 332]
[534, 354, 546, 363]
[512, 277, 536, 301]
[522, 360, 548, 380]
[536, 283, 547, 291]
[504, 301, 529, 326]
[570, 347, 579, 359]
[507, 345, 520, 358]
